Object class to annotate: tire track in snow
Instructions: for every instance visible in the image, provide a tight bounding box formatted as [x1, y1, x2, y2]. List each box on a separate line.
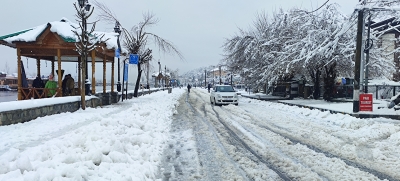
[228, 97, 398, 181]
[208, 104, 292, 181]
[184, 91, 249, 181]
[193, 89, 392, 180]
[238, 106, 399, 181]
[190, 90, 285, 180]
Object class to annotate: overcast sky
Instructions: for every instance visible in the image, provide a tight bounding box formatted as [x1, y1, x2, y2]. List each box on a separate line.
[0, 0, 359, 79]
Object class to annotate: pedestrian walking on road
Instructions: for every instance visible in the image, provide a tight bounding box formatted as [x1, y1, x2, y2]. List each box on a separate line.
[207, 83, 211, 93]
[187, 84, 191, 93]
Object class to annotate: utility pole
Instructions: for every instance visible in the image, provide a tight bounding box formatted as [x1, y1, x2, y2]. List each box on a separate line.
[213, 67, 215, 85]
[231, 73, 233, 85]
[147, 61, 150, 93]
[364, 12, 372, 93]
[219, 66, 222, 84]
[204, 69, 207, 87]
[353, 9, 364, 113]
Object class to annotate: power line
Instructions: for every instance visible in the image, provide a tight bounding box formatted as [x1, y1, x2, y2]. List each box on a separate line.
[306, 0, 330, 14]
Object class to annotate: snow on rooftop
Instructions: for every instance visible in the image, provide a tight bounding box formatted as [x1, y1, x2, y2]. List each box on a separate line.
[4, 18, 119, 50]
[5, 24, 47, 43]
[49, 19, 78, 41]
[369, 77, 400, 86]
[93, 31, 119, 50]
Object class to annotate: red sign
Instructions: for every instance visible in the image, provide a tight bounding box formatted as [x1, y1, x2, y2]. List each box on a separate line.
[359, 94, 373, 111]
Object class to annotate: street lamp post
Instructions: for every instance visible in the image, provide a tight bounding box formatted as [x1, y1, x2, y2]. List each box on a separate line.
[204, 69, 207, 88]
[114, 21, 122, 92]
[213, 67, 215, 85]
[231, 73, 233, 85]
[158, 60, 161, 88]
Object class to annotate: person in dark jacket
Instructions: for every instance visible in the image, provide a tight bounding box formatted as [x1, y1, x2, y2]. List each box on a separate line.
[66, 74, 75, 96]
[32, 75, 44, 88]
[32, 75, 45, 98]
[62, 75, 69, 96]
[207, 83, 211, 93]
[187, 84, 191, 93]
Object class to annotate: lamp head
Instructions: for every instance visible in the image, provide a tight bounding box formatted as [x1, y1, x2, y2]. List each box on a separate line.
[77, 0, 85, 8]
[114, 21, 121, 34]
[85, 4, 91, 11]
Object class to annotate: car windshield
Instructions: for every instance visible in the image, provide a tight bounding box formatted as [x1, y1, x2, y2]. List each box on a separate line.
[216, 86, 235, 92]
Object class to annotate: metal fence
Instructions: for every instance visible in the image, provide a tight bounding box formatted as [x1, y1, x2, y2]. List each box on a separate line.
[272, 83, 400, 100]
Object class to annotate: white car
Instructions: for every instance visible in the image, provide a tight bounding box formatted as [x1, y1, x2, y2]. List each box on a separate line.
[210, 85, 239, 106]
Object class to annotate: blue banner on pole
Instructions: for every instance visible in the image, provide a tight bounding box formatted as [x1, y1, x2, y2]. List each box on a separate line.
[115, 48, 120, 58]
[129, 54, 139, 64]
[123, 63, 129, 81]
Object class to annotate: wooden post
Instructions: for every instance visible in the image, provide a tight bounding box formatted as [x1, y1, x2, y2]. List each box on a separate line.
[103, 54, 106, 94]
[78, 57, 82, 94]
[91, 50, 96, 95]
[36, 58, 41, 76]
[51, 60, 55, 77]
[111, 58, 115, 93]
[57, 49, 62, 96]
[17, 48, 22, 100]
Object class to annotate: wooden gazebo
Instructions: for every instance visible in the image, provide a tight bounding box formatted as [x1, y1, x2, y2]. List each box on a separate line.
[0, 18, 117, 100]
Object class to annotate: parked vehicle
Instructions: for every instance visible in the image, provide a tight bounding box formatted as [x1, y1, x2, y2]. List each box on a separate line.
[210, 85, 239, 106]
[0, 85, 13, 91]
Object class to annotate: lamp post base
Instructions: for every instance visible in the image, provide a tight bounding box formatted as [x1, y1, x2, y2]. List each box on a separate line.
[85, 79, 91, 96]
[117, 82, 121, 92]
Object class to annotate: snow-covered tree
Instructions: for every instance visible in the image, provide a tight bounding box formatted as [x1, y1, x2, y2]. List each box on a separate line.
[72, 1, 105, 110]
[94, 1, 183, 97]
[223, 5, 356, 97]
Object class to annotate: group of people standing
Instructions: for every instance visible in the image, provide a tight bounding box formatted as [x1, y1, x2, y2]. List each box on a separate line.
[31, 73, 75, 98]
[186, 83, 212, 93]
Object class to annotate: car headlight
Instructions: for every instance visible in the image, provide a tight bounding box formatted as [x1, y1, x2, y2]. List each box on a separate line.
[234, 94, 238, 98]
[217, 94, 221, 98]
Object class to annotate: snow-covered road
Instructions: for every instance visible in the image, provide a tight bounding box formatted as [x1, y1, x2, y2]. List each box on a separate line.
[0, 88, 399, 180]
[160, 88, 400, 180]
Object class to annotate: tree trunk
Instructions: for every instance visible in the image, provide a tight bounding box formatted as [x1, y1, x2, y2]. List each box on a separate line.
[323, 63, 337, 102]
[81, 57, 86, 110]
[133, 63, 142, 97]
[313, 70, 321, 99]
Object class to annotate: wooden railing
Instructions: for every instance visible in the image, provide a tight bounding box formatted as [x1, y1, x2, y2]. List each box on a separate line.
[20, 88, 62, 100]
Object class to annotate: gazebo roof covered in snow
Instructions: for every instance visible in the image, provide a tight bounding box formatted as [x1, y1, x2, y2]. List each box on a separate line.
[0, 18, 118, 62]
[0, 18, 121, 100]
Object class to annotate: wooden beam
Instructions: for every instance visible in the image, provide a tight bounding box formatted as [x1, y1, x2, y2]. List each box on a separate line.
[103, 54, 106, 94]
[57, 49, 62, 96]
[17, 48, 22, 100]
[94, 50, 114, 62]
[111, 58, 115, 93]
[20, 48, 57, 56]
[91, 50, 96, 95]
[17, 43, 76, 50]
[36, 58, 40, 76]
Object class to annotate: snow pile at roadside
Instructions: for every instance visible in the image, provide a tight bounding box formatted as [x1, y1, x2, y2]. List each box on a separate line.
[0, 89, 185, 180]
[241, 97, 400, 179]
